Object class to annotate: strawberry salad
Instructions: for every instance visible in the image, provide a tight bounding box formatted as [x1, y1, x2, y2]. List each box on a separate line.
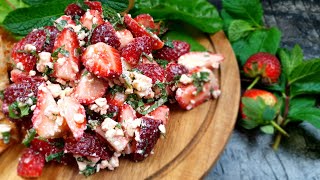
[1, 1, 223, 178]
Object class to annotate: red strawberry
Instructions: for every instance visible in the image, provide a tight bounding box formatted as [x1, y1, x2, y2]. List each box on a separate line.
[90, 22, 121, 48]
[146, 105, 169, 125]
[52, 28, 80, 81]
[123, 14, 164, 50]
[64, 3, 85, 17]
[175, 82, 212, 110]
[82, 42, 122, 78]
[243, 52, 281, 84]
[32, 84, 68, 138]
[85, 1, 103, 12]
[118, 104, 137, 123]
[55, 15, 76, 27]
[240, 89, 277, 119]
[121, 36, 152, 66]
[177, 52, 223, 71]
[11, 29, 47, 72]
[135, 63, 165, 83]
[116, 29, 134, 49]
[64, 132, 112, 160]
[134, 14, 156, 29]
[57, 96, 86, 139]
[165, 62, 189, 82]
[10, 69, 44, 84]
[72, 70, 108, 105]
[131, 117, 162, 161]
[43, 26, 59, 53]
[17, 148, 45, 178]
[153, 40, 190, 61]
[80, 10, 104, 30]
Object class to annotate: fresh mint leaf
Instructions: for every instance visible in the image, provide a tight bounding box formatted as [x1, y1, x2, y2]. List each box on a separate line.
[46, 152, 64, 162]
[155, 59, 169, 69]
[228, 20, 254, 42]
[102, 6, 124, 27]
[260, 125, 274, 134]
[2, 131, 11, 144]
[278, 45, 303, 79]
[0, 0, 28, 24]
[232, 27, 281, 65]
[132, 0, 223, 34]
[8, 101, 30, 119]
[164, 40, 174, 48]
[80, 165, 96, 177]
[222, 0, 263, 27]
[220, 9, 234, 31]
[2, 0, 74, 35]
[100, 0, 129, 12]
[22, 128, 36, 147]
[288, 58, 320, 85]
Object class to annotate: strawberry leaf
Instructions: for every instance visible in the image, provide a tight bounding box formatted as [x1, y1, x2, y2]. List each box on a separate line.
[289, 107, 320, 129]
[288, 58, 320, 85]
[278, 45, 303, 79]
[260, 125, 274, 134]
[227, 20, 255, 42]
[290, 82, 320, 97]
[232, 28, 281, 65]
[239, 119, 258, 129]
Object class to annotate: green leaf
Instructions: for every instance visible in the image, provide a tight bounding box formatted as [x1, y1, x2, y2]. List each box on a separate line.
[289, 97, 316, 111]
[22, 128, 36, 147]
[100, 0, 129, 12]
[232, 27, 281, 66]
[288, 58, 320, 85]
[8, 102, 30, 119]
[132, 0, 223, 34]
[80, 165, 97, 177]
[45, 152, 64, 162]
[262, 106, 276, 122]
[290, 82, 320, 97]
[239, 119, 259, 129]
[1, 131, 11, 144]
[222, 0, 263, 27]
[228, 20, 254, 42]
[278, 45, 303, 79]
[162, 29, 206, 52]
[2, 0, 74, 35]
[0, 0, 28, 24]
[220, 9, 234, 31]
[289, 107, 320, 129]
[260, 125, 274, 134]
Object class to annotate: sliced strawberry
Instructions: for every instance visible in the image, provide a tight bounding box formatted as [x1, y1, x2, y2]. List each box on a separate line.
[55, 15, 76, 27]
[118, 104, 137, 123]
[10, 69, 44, 84]
[85, 1, 103, 12]
[72, 70, 108, 105]
[178, 52, 223, 71]
[82, 42, 122, 78]
[52, 28, 80, 81]
[134, 14, 156, 29]
[80, 10, 104, 30]
[32, 83, 67, 138]
[131, 117, 162, 161]
[165, 62, 189, 83]
[95, 125, 129, 152]
[146, 105, 169, 125]
[153, 40, 190, 61]
[135, 63, 165, 83]
[57, 96, 86, 139]
[121, 36, 152, 66]
[123, 14, 164, 50]
[116, 29, 134, 50]
[17, 148, 45, 178]
[43, 26, 59, 53]
[64, 3, 85, 17]
[90, 22, 121, 49]
[64, 132, 112, 160]
[175, 82, 212, 110]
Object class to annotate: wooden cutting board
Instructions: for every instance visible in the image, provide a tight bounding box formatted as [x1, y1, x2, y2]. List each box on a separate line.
[0, 30, 240, 180]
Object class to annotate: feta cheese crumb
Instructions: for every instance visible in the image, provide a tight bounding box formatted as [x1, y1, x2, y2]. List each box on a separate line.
[16, 62, 24, 71]
[24, 44, 36, 52]
[179, 74, 193, 84]
[158, 124, 166, 134]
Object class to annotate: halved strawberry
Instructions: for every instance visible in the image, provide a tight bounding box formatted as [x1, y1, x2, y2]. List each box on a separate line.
[123, 14, 164, 50]
[52, 28, 80, 81]
[116, 29, 134, 49]
[131, 117, 162, 161]
[57, 96, 86, 139]
[118, 104, 137, 123]
[32, 83, 67, 138]
[17, 148, 45, 178]
[85, 1, 103, 12]
[82, 42, 122, 78]
[135, 63, 165, 83]
[72, 70, 108, 105]
[80, 9, 104, 30]
[146, 105, 169, 125]
[10, 69, 44, 84]
[153, 40, 190, 61]
[43, 26, 59, 53]
[121, 36, 152, 66]
[165, 62, 189, 83]
[134, 14, 156, 29]
[55, 15, 76, 27]
[90, 22, 121, 49]
[177, 52, 223, 71]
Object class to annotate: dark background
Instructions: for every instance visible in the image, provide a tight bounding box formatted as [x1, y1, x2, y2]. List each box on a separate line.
[207, 0, 320, 179]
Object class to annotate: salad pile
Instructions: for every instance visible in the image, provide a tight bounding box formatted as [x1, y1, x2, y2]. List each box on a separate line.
[1, 1, 222, 177]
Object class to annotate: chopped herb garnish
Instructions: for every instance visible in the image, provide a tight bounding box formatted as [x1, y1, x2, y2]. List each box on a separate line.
[80, 165, 97, 177]
[191, 72, 210, 94]
[8, 101, 30, 119]
[164, 40, 174, 48]
[103, 6, 124, 28]
[76, 0, 90, 11]
[141, 52, 153, 62]
[82, 70, 89, 77]
[44, 28, 51, 44]
[22, 128, 36, 147]
[52, 45, 69, 58]
[109, 85, 125, 95]
[155, 59, 169, 68]
[115, 123, 122, 129]
[76, 157, 85, 162]
[55, 20, 68, 31]
[0, 90, 4, 100]
[45, 152, 64, 162]
[87, 120, 101, 130]
[2, 131, 10, 144]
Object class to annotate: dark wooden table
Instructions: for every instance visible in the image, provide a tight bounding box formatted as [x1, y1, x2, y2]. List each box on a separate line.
[207, 0, 320, 179]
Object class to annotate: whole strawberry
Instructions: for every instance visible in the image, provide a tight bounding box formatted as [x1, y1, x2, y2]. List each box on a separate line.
[243, 52, 281, 84]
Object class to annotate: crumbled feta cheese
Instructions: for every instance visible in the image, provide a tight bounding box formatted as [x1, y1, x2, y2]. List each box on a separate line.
[0, 124, 11, 134]
[101, 118, 118, 131]
[158, 124, 166, 134]
[95, 98, 107, 107]
[30, 105, 36, 111]
[57, 57, 66, 65]
[74, 113, 85, 123]
[16, 62, 24, 71]
[29, 70, 36, 76]
[212, 89, 221, 98]
[24, 44, 36, 52]
[89, 98, 109, 115]
[131, 72, 154, 98]
[179, 74, 193, 84]
[46, 83, 62, 98]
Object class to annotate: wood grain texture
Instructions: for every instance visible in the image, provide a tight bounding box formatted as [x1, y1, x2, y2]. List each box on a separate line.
[0, 31, 240, 180]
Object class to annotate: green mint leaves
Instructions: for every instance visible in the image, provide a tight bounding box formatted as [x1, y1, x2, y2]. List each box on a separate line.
[22, 128, 36, 147]
[8, 101, 31, 119]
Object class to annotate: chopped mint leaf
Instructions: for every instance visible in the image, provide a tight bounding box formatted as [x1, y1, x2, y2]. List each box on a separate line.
[82, 70, 89, 77]
[8, 101, 30, 119]
[164, 40, 174, 48]
[80, 165, 97, 177]
[141, 52, 153, 62]
[191, 72, 210, 94]
[2, 131, 10, 144]
[155, 59, 169, 68]
[22, 128, 36, 147]
[55, 20, 68, 31]
[0, 91, 4, 100]
[103, 6, 124, 28]
[115, 123, 122, 129]
[52, 45, 70, 58]
[109, 85, 125, 95]
[45, 152, 64, 162]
